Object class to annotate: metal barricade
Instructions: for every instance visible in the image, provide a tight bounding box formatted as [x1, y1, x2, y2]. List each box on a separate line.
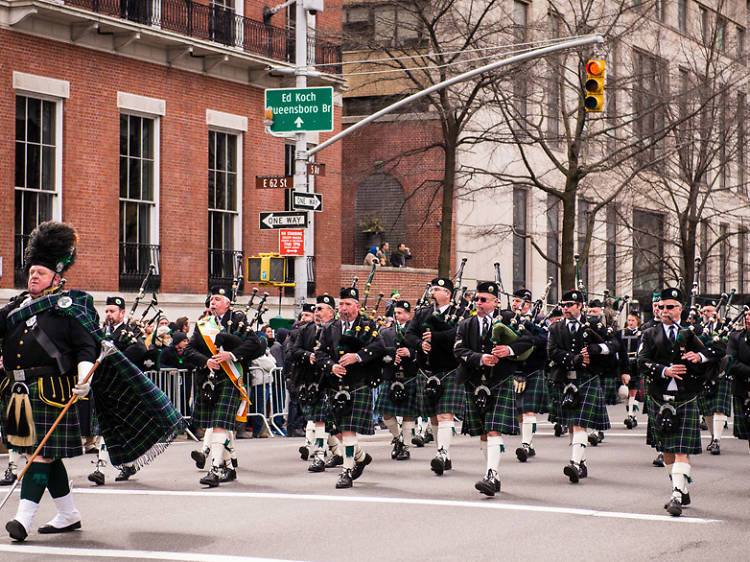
[143, 368, 198, 440]
[245, 366, 286, 436]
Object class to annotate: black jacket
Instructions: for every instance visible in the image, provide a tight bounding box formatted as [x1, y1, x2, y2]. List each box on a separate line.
[547, 317, 617, 385]
[288, 321, 321, 388]
[726, 330, 750, 397]
[379, 321, 418, 381]
[404, 306, 458, 372]
[314, 315, 385, 388]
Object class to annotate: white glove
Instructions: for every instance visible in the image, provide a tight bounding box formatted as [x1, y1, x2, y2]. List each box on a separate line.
[73, 361, 94, 398]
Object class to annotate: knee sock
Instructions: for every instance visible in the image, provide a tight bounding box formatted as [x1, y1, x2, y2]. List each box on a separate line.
[342, 435, 356, 470]
[401, 420, 415, 442]
[664, 459, 674, 482]
[384, 416, 400, 440]
[713, 414, 727, 441]
[209, 431, 227, 470]
[47, 459, 71, 499]
[328, 434, 343, 457]
[704, 415, 714, 436]
[224, 433, 235, 467]
[96, 437, 108, 467]
[671, 462, 691, 498]
[314, 424, 327, 458]
[45, 460, 80, 527]
[571, 431, 587, 464]
[437, 420, 453, 457]
[15, 462, 51, 531]
[8, 450, 21, 473]
[431, 421, 439, 439]
[305, 420, 315, 448]
[354, 442, 366, 462]
[627, 396, 636, 416]
[480, 439, 487, 461]
[521, 416, 536, 446]
[486, 435, 503, 474]
[202, 428, 213, 454]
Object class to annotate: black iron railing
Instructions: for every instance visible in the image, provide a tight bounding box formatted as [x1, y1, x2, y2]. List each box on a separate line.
[120, 243, 161, 291]
[209, 248, 243, 292]
[65, 0, 341, 71]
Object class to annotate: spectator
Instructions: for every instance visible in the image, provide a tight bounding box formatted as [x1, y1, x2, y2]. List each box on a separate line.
[390, 242, 412, 267]
[175, 316, 191, 334]
[160, 331, 196, 370]
[262, 325, 284, 368]
[248, 349, 276, 438]
[379, 241, 390, 264]
[363, 246, 379, 266]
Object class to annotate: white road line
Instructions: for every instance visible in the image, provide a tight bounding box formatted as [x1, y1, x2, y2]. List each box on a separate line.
[0, 544, 299, 561]
[71, 488, 720, 524]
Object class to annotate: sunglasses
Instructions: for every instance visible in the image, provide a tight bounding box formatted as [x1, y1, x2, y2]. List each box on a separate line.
[657, 304, 680, 310]
[314, 306, 327, 311]
[473, 297, 494, 303]
[560, 302, 578, 308]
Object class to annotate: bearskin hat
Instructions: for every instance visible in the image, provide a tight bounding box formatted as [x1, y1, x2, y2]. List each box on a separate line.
[23, 221, 78, 274]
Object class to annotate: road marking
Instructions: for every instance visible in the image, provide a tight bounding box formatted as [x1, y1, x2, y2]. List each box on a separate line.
[0, 544, 299, 561]
[72, 488, 720, 524]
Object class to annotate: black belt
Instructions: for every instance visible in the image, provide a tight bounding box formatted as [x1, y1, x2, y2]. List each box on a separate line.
[8, 366, 61, 382]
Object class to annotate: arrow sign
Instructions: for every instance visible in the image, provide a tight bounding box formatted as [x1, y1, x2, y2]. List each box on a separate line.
[259, 211, 309, 230]
[294, 116, 304, 128]
[291, 191, 323, 212]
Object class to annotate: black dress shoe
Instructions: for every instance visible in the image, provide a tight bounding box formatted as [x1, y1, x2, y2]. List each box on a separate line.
[444, 458, 452, 471]
[681, 491, 691, 506]
[708, 439, 721, 455]
[424, 430, 434, 444]
[579, 460, 588, 478]
[624, 416, 633, 429]
[411, 434, 425, 447]
[351, 453, 372, 480]
[515, 446, 529, 463]
[430, 451, 446, 476]
[587, 433, 599, 446]
[563, 462, 581, 483]
[219, 468, 236, 483]
[395, 445, 410, 461]
[88, 470, 105, 486]
[665, 497, 682, 517]
[299, 445, 310, 461]
[630, 417, 638, 428]
[38, 520, 82, 534]
[200, 470, 221, 488]
[652, 453, 665, 467]
[0, 468, 17, 486]
[336, 469, 353, 489]
[6, 519, 27, 542]
[475, 470, 501, 497]
[325, 454, 343, 469]
[597, 431, 605, 443]
[554, 423, 563, 437]
[308, 457, 326, 472]
[115, 465, 136, 482]
[391, 438, 401, 460]
[191, 450, 207, 470]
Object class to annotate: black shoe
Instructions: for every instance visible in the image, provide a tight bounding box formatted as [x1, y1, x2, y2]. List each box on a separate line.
[515, 446, 529, 463]
[624, 416, 633, 429]
[115, 465, 136, 482]
[88, 469, 105, 486]
[707, 439, 720, 455]
[0, 467, 17, 486]
[308, 457, 326, 472]
[587, 433, 598, 447]
[579, 460, 588, 478]
[351, 453, 372, 480]
[395, 445, 411, 461]
[431, 450, 447, 476]
[231, 457, 238, 468]
[665, 497, 682, 517]
[390, 438, 401, 460]
[630, 417, 638, 428]
[299, 445, 310, 461]
[424, 430, 434, 444]
[191, 450, 207, 470]
[554, 423, 563, 437]
[336, 469, 353, 489]
[596, 431, 605, 443]
[475, 470, 501, 497]
[38, 520, 82, 534]
[325, 454, 343, 469]
[444, 458, 453, 471]
[6, 519, 28, 542]
[652, 453, 664, 467]
[681, 491, 691, 506]
[200, 469, 221, 488]
[412, 434, 425, 447]
[219, 468, 236, 483]
[564, 462, 581, 483]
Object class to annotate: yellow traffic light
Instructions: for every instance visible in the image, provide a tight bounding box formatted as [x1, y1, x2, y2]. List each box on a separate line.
[247, 254, 287, 284]
[584, 59, 605, 112]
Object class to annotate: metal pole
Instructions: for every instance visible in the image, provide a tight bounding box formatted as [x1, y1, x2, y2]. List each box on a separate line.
[308, 34, 604, 157]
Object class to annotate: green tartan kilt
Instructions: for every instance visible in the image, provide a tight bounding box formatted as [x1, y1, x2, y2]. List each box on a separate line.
[559, 376, 611, 431]
[601, 376, 620, 405]
[464, 376, 519, 437]
[331, 386, 374, 435]
[516, 370, 550, 414]
[733, 396, 750, 440]
[417, 369, 466, 418]
[698, 376, 732, 416]
[374, 376, 419, 417]
[0, 379, 83, 459]
[301, 395, 337, 434]
[645, 395, 658, 447]
[647, 396, 702, 454]
[191, 377, 239, 431]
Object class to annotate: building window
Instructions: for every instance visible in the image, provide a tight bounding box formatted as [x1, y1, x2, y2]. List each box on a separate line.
[119, 114, 160, 290]
[343, 3, 426, 48]
[739, 92, 746, 194]
[546, 194, 560, 303]
[547, 12, 561, 144]
[700, 6, 708, 44]
[513, 1, 529, 121]
[632, 209, 664, 298]
[15, 95, 61, 287]
[607, 41, 619, 154]
[208, 130, 242, 290]
[700, 220, 709, 291]
[655, 0, 666, 21]
[577, 198, 590, 289]
[513, 187, 528, 290]
[720, 223, 729, 293]
[678, 0, 687, 34]
[633, 50, 666, 166]
[738, 27, 746, 59]
[606, 204, 618, 294]
[739, 226, 746, 293]
[717, 16, 726, 52]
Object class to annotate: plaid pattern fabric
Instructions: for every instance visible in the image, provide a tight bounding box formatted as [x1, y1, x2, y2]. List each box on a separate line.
[374, 376, 419, 417]
[645, 395, 658, 447]
[332, 386, 374, 435]
[732, 396, 750, 440]
[0, 378, 83, 458]
[601, 377, 620, 405]
[698, 376, 733, 416]
[559, 375, 611, 431]
[516, 370, 550, 414]
[464, 376, 518, 436]
[417, 369, 466, 418]
[191, 377, 239, 431]
[301, 395, 331, 424]
[647, 396, 702, 454]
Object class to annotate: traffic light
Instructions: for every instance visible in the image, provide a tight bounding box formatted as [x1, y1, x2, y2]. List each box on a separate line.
[584, 59, 605, 112]
[247, 254, 287, 284]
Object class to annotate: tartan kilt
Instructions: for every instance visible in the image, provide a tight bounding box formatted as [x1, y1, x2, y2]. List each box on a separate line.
[558, 376, 611, 431]
[645, 395, 657, 447]
[332, 386, 374, 435]
[417, 369, 466, 418]
[647, 396, 702, 454]
[732, 396, 750, 440]
[464, 376, 519, 437]
[601, 376, 620, 405]
[698, 376, 733, 416]
[516, 370, 550, 414]
[191, 377, 240, 431]
[374, 376, 419, 417]
[300, 395, 330, 424]
[0, 379, 83, 459]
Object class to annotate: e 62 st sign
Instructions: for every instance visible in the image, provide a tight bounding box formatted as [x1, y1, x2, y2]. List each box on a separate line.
[265, 87, 334, 133]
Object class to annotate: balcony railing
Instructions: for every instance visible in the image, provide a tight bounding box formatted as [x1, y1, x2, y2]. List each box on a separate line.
[120, 243, 161, 291]
[64, 0, 341, 71]
[209, 248, 243, 293]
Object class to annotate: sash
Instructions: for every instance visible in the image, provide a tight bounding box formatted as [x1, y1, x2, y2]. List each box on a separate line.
[197, 316, 251, 421]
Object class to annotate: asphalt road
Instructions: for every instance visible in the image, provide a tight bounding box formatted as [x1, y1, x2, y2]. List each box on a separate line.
[0, 407, 748, 561]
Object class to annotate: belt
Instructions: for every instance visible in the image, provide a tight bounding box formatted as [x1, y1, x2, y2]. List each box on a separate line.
[9, 366, 61, 382]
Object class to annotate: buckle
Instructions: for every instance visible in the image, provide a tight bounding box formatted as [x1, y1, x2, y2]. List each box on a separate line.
[566, 370, 577, 380]
[12, 369, 26, 382]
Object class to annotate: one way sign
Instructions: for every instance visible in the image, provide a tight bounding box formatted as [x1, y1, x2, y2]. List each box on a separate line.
[287, 191, 323, 212]
[259, 211, 309, 230]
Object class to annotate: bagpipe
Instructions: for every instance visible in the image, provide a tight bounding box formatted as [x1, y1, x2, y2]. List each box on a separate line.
[114, 265, 162, 346]
[329, 319, 381, 417]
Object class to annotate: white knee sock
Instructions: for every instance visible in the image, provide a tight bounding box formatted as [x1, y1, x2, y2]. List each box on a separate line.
[671, 462, 691, 498]
[437, 420, 453, 457]
[314, 424, 327, 457]
[46, 492, 81, 527]
[202, 428, 213, 454]
[480, 440, 487, 461]
[402, 420, 415, 441]
[384, 416, 400, 440]
[328, 434, 343, 457]
[305, 420, 315, 447]
[342, 435, 357, 470]
[209, 431, 226, 470]
[521, 416, 536, 446]
[704, 415, 713, 436]
[8, 449, 22, 473]
[627, 396, 636, 416]
[713, 414, 727, 441]
[354, 443, 366, 462]
[486, 435, 503, 474]
[13, 499, 39, 533]
[571, 431, 587, 464]
[431, 421, 439, 439]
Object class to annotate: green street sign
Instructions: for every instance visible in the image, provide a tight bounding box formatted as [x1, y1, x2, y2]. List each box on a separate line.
[265, 87, 334, 133]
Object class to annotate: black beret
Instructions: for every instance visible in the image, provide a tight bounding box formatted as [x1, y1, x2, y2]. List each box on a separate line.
[317, 294, 336, 307]
[561, 290, 584, 303]
[660, 287, 683, 303]
[210, 286, 229, 297]
[106, 296, 125, 309]
[476, 281, 499, 296]
[302, 303, 315, 313]
[340, 287, 359, 301]
[172, 331, 188, 346]
[430, 277, 454, 293]
[394, 300, 411, 312]
[513, 288, 532, 301]
[588, 299, 603, 308]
